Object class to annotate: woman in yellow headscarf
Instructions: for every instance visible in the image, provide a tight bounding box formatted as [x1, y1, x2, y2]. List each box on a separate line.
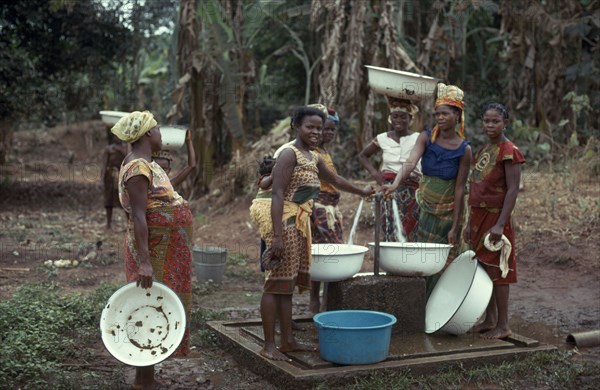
[384, 84, 472, 296]
[112, 111, 194, 389]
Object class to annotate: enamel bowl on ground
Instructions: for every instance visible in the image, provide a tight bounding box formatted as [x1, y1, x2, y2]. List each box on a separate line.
[310, 244, 368, 282]
[100, 282, 186, 366]
[99, 110, 129, 125]
[368, 242, 452, 276]
[365, 65, 439, 100]
[425, 250, 493, 335]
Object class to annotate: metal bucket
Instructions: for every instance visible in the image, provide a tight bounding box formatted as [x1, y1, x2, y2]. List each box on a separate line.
[193, 246, 227, 283]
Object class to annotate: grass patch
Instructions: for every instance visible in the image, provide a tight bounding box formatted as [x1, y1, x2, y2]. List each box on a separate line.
[194, 213, 207, 225]
[0, 283, 124, 389]
[332, 351, 600, 390]
[190, 307, 227, 349]
[225, 251, 262, 283]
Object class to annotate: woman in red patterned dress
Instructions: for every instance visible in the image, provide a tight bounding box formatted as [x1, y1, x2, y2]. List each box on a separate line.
[112, 111, 194, 389]
[468, 103, 525, 339]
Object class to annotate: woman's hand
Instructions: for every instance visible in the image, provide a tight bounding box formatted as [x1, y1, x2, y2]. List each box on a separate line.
[271, 235, 284, 259]
[447, 228, 457, 245]
[137, 260, 154, 289]
[488, 224, 504, 245]
[361, 185, 375, 197]
[373, 172, 384, 186]
[382, 183, 398, 196]
[462, 226, 470, 243]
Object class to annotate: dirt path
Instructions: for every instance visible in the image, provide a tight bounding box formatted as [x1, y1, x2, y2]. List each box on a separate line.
[1, 123, 599, 388]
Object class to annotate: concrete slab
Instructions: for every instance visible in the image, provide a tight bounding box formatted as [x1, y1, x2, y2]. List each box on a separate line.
[208, 317, 557, 389]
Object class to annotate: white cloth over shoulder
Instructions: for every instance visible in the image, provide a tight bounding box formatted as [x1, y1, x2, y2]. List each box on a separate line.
[377, 132, 421, 175]
[483, 233, 512, 278]
[274, 140, 296, 158]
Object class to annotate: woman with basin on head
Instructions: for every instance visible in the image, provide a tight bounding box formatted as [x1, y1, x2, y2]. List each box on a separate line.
[309, 107, 344, 314]
[467, 103, 525, 339]
[151, 128, 196, 188]
[250, 105, 374, 361]
[358, 97, 421, 242]
[384, 83, 472, 297]
[112, 111, 194, 389]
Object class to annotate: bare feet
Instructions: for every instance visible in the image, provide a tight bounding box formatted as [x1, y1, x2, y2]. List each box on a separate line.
[279, 341, 318, 353]
[469, 321, 496, 334]
[275, 320, 305, 334]
[480, 326, 512, 339]
[259, 347, 292, 362]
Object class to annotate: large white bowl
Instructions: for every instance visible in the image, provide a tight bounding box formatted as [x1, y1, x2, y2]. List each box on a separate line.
[99, 110, 129, 125]
[100, 282, 186, 366]
[368, 242, 452, 276]
[425, 250, 493, 335]
[310, 244, 368, 282]
[365, 65, 439, 100]
[160, 126, 187, 150]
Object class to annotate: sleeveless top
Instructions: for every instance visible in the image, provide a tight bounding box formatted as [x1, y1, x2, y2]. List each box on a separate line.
[421, 129, 469, 180]
[314, 147, 338, 193]
[281, 145, 321, 204]
[118, 158, 184, 214]
[376, 132, 422, 175]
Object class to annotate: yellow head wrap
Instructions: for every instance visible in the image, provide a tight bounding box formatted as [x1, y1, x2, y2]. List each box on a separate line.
[111, 111, 157, 143]
[432, 83, 465, 143]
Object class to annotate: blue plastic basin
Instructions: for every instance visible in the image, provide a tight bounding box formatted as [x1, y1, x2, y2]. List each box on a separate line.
[313, 310, 397, 365]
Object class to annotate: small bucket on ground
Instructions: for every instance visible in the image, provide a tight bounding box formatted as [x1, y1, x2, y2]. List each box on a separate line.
[193, 246, 227, 283]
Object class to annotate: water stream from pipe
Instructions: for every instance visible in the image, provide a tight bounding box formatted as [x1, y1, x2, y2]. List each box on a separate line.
[391, 198, 407, 243]
[347, 198, 364, 245]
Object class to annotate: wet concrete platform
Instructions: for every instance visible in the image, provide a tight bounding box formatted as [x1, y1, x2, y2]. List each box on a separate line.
[208, 317, 557, 388]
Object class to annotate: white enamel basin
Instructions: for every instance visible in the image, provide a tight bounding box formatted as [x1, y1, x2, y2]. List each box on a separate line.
[160, 126, 187, 150]
[365, 65, 439, 100]
[99, 110, 129, 125]
[310, 244, 368, 282]
[425, 250, 493, 335]
[368, 242, 452, 276]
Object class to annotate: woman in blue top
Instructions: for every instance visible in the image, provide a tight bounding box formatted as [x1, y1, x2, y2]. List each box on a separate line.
[384, 83, 472, 296]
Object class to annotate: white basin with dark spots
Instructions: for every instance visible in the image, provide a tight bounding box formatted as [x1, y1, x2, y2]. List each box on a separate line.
[100, 282, 186, 366]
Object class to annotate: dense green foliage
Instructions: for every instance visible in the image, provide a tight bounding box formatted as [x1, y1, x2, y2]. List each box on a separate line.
[0, 0, 178, 125]
[1, 0, 597, 181]
[0, 283, 121, 389]
[0, 0, 130, 124]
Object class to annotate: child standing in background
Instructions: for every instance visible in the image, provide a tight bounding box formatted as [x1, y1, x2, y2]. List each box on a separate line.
[468, 103, 525, 339]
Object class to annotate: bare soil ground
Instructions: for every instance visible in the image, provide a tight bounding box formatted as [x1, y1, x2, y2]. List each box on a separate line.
[1, 122, 599, 388]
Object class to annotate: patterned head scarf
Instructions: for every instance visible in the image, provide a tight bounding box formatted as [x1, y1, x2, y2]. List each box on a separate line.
[432, 83, 465, 143]
[388, 97, 419, 117]
[111, 111, 157, 143]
